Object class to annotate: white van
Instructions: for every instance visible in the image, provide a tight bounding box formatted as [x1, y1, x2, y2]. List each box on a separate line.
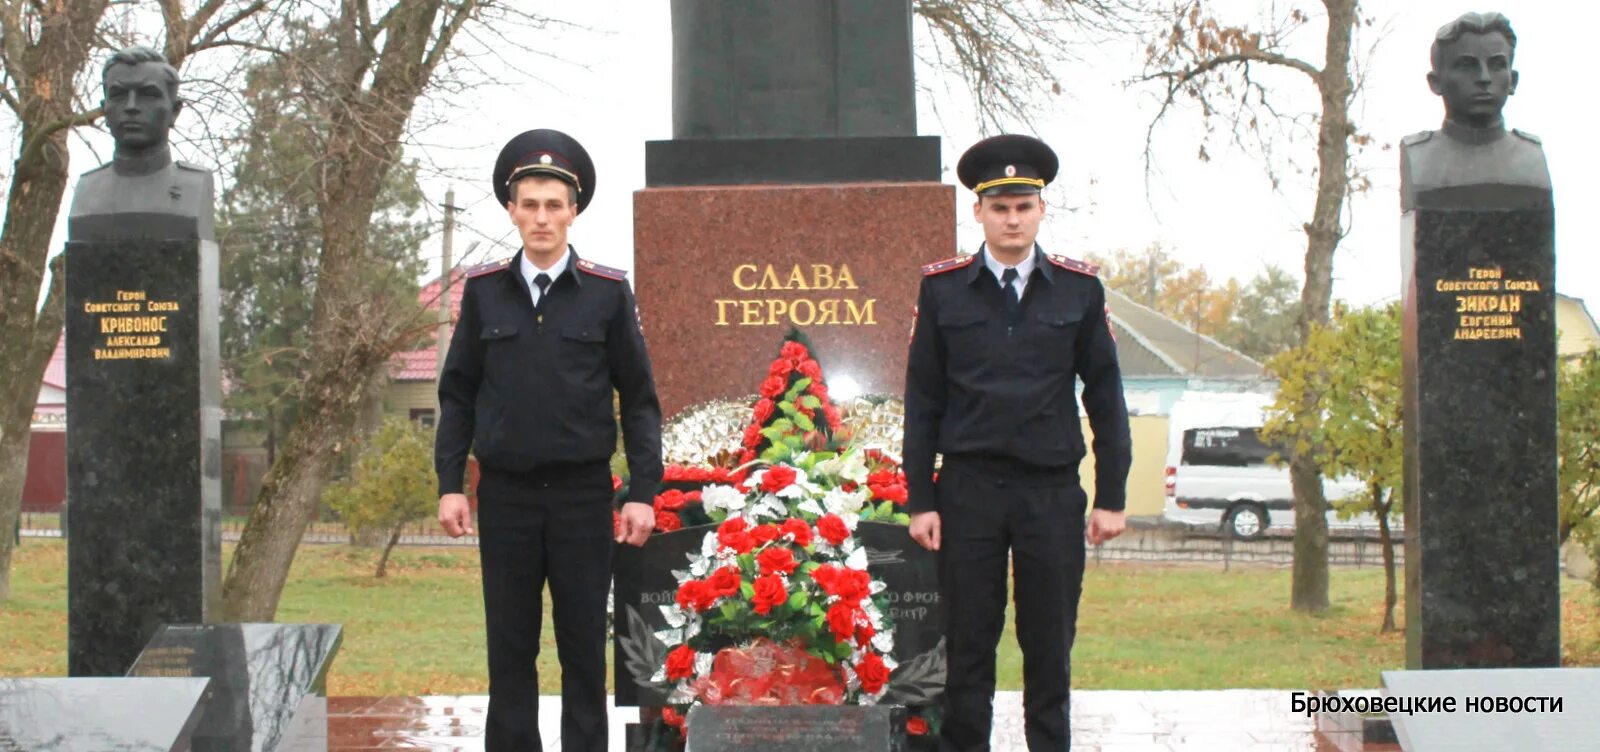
[1161, 394, 1390, 539]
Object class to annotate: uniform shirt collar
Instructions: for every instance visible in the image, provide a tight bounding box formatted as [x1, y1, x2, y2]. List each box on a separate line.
[519, 245, 576, 287]
[969, 244, 1051, 285]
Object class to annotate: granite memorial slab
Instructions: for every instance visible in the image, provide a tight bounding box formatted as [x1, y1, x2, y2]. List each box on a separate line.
[685, 704, 904, 752]
[65, 46, 223, 677]
[1382, 668, 1599, 751]
[1398, 12, 1558, 670]
[129, 623, 342, 752]
[0, 676, 211, 751]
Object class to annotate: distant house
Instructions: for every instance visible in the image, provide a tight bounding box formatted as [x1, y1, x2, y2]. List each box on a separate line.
[23, 340, 67, 511]
[1557, 293, 1600, 358]
[382, 267, 467, 425]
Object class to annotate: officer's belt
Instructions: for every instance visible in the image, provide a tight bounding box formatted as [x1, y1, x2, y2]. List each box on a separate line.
[940, 453, 1077, 485]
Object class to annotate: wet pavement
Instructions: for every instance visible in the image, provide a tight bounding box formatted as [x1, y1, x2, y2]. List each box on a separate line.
[329, 689, 1348, 750]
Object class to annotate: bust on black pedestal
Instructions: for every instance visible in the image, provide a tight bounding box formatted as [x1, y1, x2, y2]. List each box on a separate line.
[1399, 12, 1559, 672]
[65, 45, 224, 678]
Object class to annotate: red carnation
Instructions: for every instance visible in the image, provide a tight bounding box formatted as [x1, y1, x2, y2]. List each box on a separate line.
[751, 574, 788, 615]
[822, 405, 842, 429]
[676, 580, 712, 612]
[750, 524, 782, 546]
[856, 622, 877, 648]
[827, 601, 858, 640]
[867, 470, 898, 488]
[666, 644, 696, 682]
[655, 509, 682, 533]
[707, 566, 741, 598]
[855, 653, 890, 695]
[781, 341, 809, 362]
[655, 490, 690, 512]
[761, 465, 798, 493]
[798, 359, 823, 381]
[662, 706, 686, 730]
[780, 518, 812, 547]
[759, 375, 787, 399]
[836, 569, 872, 602]
[718, 518, 755, 554]
[768, 359, 794, 378]
[757, 546, 798, 576]
[816, 514, 850, 546]
[742, 423, 762, 449]
[738, 450, 756, 465]
[752, 398, 776, 425]
[906, 716, 928, 736]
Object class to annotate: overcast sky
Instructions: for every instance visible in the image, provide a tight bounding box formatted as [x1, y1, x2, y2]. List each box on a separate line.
[54, 1, 1598, 312]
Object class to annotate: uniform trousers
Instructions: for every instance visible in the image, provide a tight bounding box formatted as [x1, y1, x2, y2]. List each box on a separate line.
[476, 462, 615, 752]
[936, 460, 1089, 752]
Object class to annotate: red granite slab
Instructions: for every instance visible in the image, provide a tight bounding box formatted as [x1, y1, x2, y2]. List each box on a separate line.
[633, 182, 956, 417]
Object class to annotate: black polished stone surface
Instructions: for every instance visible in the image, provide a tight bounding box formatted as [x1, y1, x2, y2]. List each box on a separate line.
[65, 238, 223, 677]
[614, 526, 708, 707]
[685, 704, 903, 752]
[129, 623, 342, 752]
[669, 0, 916, 141]
[0, 677, 210, 751]
[855, 522, 944, 706]
[1400, 198, 1559, 669]
[1382, 668, 1600, 751]
[643, 136, 941, 187]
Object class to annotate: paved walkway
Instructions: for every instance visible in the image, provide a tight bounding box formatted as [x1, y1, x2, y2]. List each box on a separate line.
[329, 689, 1321, 750]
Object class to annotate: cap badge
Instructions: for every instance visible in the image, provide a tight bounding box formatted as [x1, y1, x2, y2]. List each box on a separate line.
[1004, 164, 1016, 177]
[539, 154, 553, 165]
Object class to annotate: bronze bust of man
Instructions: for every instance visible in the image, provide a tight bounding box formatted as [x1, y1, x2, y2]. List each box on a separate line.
[1400, 12, 1550, 211]
[68, 46, 214, 241]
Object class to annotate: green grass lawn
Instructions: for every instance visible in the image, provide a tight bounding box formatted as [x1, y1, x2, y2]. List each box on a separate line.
[4, 539, 1598, 696]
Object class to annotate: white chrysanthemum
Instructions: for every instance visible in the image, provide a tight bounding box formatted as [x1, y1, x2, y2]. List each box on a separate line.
[749, 494, 788, 522]
[821, 486, 869, 515]
[700, 484, 746, 514]
[845, 543, 869, 570]
[871, 630, 895, 655]
[797, 498, 825, 516]
[660, 605, 686, 628]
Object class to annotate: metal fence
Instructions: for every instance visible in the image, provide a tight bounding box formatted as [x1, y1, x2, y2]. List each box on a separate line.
[18, 510, 1403, 568]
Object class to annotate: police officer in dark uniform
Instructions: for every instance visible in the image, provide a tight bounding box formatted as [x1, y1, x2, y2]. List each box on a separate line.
[903, 135, 1132, 751]
[435, 129, 662, 752]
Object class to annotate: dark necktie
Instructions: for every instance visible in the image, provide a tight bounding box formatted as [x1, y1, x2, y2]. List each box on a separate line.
[1000, 267, 1021, 323]
[532, 272, 551, 307]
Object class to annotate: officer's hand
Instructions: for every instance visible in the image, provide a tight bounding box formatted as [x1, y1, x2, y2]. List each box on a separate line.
[438, 493, 474, 538]
[1086, 509, 1125, 546]
[909, 511, 941, 552]
[617, 501, 655, 547]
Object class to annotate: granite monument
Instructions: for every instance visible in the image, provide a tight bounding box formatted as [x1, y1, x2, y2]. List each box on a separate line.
[1399, 11, 1559, 670]
[65, 45, 224, 676]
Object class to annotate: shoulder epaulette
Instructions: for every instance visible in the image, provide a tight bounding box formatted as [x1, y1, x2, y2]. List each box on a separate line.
[1512, 128, 1542, 145]
[1046, 254, 1099, 277]
[175, 160, 208, 172]
[921, 255, 975, 276]
[576, 258, 627, 281]
[465, 257, 513, 279]
[1401, 130, 1433, 148]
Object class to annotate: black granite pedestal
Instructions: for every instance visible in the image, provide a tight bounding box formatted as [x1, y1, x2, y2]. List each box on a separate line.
[65, 238, 223, 676]
[129, 623, 342, 752]
[1400, 189, 1559, 669]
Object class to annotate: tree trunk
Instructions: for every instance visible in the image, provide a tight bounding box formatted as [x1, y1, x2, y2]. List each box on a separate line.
[1286, 0, 1357, 614]
[1289, 454, 1331, 612]
[0, 0, 113, 602]
[220, 354, 385, 620]
[375, 526, 402, 579]
[1377, 488, 1398, 633]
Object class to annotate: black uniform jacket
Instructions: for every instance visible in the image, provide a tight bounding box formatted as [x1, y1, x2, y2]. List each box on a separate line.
[435, 249, 662, 505]
[903, 245, 1132, 514]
